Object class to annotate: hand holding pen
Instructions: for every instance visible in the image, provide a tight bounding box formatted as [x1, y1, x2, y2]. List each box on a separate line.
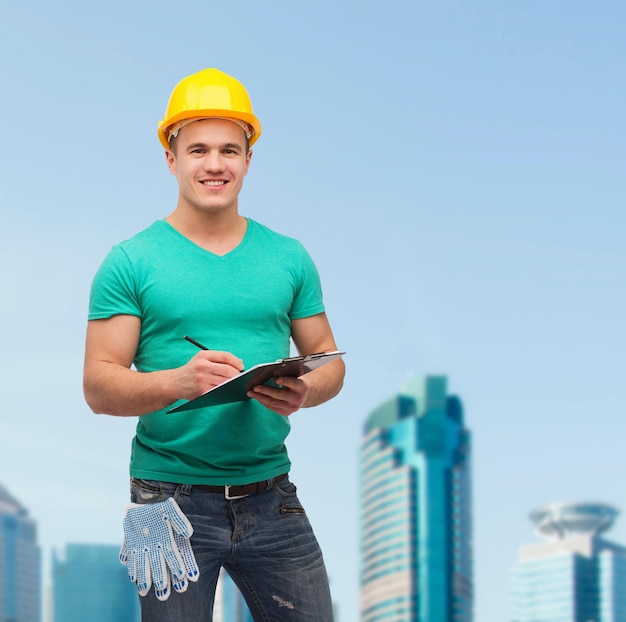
[176, 336, 244, 399]
[184, 336, 245, 372]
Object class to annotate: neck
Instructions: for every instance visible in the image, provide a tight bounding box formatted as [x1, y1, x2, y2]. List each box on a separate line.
[166, 209, 248, 256]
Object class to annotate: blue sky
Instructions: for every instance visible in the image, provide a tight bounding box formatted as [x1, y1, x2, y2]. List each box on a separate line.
[1, 1, 624, 620]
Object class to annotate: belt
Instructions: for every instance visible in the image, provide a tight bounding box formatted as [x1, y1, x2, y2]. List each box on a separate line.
[193, 473, 288, 500]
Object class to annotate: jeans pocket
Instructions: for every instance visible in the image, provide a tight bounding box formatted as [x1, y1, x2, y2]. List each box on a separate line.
[273, 477, 298, 498]
[130, 478, 170, 504]
[273, 479, 307, 515]
[279, 504, 306, 516]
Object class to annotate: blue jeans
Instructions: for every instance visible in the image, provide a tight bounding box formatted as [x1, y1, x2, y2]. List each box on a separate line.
[130, 476, 334, 621]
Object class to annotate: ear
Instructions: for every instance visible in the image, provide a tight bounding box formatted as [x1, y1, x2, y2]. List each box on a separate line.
[165, 150, 176, 175]
[244, 149, 253, 172]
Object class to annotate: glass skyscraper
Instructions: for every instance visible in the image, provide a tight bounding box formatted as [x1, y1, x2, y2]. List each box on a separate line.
[52, 543, 140, 622]
[360, 375, 473, 622]
[0, 483, 40, 622]
[510, 501, 626, 622]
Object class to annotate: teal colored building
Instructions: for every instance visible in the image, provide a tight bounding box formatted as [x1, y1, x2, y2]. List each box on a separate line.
[360, 375, 473, 622]
[0, 484, 41, 622]
[510, 502, 626, 621]
[52, 543, 140, 622]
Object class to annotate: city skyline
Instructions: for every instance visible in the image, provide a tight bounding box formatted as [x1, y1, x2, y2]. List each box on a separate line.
[1, 3, 624, 621]
[7, 476, 626, 621]
[7, 478, 626, 622]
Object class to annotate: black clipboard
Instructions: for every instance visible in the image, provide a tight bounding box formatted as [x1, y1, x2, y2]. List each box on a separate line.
[167, 351, 345, 413]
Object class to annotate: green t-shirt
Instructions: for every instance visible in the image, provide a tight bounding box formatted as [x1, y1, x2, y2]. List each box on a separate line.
[88, 218, 325, 485]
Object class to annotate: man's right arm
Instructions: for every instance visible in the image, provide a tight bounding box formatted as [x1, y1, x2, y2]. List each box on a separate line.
[83, 315, 244, 417]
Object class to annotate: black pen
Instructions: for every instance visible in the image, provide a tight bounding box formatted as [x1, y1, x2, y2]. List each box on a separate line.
[184, 336, 210, 350]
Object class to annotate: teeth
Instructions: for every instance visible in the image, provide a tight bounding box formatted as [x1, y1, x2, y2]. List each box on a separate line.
[203, 180, 225, 186]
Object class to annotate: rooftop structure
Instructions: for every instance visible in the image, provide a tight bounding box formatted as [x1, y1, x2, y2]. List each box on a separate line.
[511, 501, 626, 621]
[530, 501, 619, 540]
[0, 483, 27, 516]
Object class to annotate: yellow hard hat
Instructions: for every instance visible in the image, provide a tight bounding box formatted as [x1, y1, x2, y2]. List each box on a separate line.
[158, 68, 262, 149]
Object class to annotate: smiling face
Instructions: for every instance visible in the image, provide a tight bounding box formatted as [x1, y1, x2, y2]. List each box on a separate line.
[165, 118, 252, 218]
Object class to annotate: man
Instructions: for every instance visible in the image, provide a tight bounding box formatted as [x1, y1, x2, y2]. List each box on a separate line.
[83, 68, 344, 621]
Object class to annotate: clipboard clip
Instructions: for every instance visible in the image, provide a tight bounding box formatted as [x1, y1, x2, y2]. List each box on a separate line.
[278, 352, 327, 363]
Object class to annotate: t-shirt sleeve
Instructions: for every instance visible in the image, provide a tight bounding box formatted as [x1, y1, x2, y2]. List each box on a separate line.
[289, 243, 325, 320]
[88, 245, 142, 320]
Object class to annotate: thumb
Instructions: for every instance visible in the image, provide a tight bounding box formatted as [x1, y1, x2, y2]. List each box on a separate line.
[164, 498, 193, 538]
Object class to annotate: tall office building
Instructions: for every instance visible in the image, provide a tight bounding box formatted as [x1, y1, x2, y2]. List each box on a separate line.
[52, 543, 140, 622]
[0, 483, 41, 622]
[360, 375, 473, 622]
[510, 501, 626, 622]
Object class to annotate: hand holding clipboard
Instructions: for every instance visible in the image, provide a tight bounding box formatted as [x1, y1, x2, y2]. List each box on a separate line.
[167, 342, 345, 413]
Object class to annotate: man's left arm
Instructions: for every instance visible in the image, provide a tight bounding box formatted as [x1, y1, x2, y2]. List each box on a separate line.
[248, 312, 345, 416]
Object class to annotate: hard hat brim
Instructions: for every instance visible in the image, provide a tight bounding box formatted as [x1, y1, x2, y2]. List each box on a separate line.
[158, 109, 262, 150]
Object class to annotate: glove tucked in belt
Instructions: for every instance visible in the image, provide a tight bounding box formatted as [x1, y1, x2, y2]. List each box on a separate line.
[119, 498, 200, 601]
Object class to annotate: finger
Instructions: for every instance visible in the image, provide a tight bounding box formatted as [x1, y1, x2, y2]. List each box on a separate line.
[153, 546, 171, 601]
[173, 531, 200, 582]
[160, 508, 188, 586]
[197, 350, 244, 373]
[160, 531, 186, 583]
[249, 384, 288, 400]
[136, 547, 150, 596]
[125, 549, 138, 584]
[250, 383, 304, 408]
[247, 391, 299, 417]
[119, 539, 128, 565]
[172, 573, 189, 594]
[273, 376, 301, 389]
[202, 361, 244, 380]
[166, 498, 193, 538]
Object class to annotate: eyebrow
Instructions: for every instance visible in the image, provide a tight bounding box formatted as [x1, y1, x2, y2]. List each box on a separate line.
[186, 141, 244, 152]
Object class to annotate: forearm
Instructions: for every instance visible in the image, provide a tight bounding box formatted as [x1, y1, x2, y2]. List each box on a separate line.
[83, 345, 245, 417]
[301, 358, 345, 408]
[83, 361, 181, 417]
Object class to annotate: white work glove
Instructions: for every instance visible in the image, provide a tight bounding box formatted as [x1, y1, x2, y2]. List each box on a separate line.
[119, 498, 200, 601]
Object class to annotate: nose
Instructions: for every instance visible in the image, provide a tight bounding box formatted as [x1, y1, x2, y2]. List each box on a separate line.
[203, 149, 225, 172]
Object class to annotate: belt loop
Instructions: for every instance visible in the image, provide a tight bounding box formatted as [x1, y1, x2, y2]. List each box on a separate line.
[179, 483, 192, 496]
